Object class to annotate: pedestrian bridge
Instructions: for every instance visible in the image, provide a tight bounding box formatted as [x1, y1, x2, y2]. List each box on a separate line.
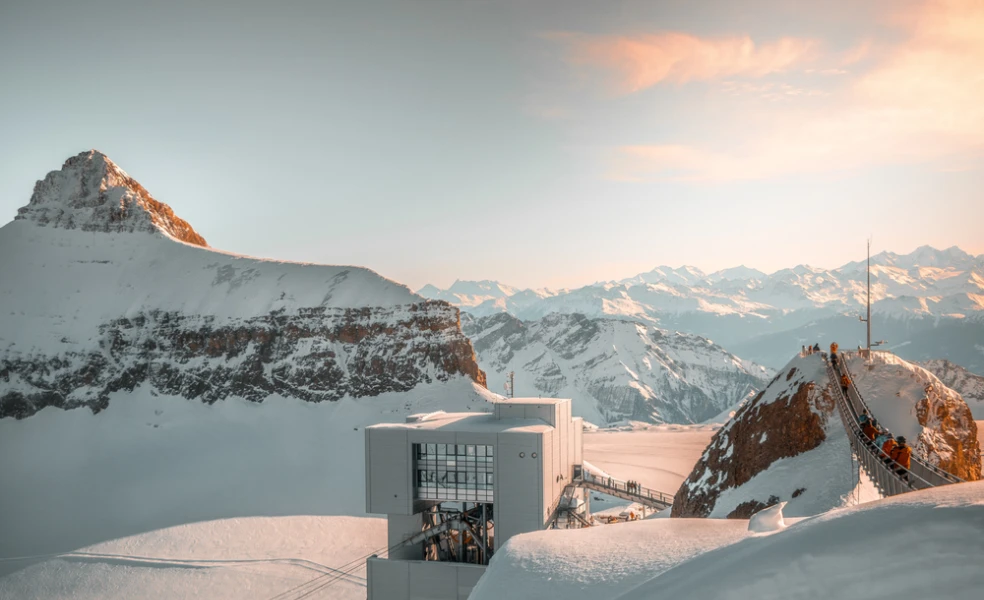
[828, 354, 963, 496]
[574, 471, 675, 510]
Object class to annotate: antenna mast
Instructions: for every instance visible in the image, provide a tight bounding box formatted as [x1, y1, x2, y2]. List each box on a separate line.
[503, 371, 515, 399]
[866, 238, 871, 356]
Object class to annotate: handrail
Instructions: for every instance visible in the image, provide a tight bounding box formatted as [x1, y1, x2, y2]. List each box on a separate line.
[827, 360, 925, 495]
[839, 357, 963, 485]
[577, 471, 674, 507]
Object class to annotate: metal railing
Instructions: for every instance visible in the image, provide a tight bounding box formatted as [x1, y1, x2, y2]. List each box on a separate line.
[838, 357, 963, 486]
[827, 357, 962, 496]
[576, 470, 674, 508]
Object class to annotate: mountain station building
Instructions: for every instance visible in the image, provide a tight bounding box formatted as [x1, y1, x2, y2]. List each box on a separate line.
[364, 398, 584, 600]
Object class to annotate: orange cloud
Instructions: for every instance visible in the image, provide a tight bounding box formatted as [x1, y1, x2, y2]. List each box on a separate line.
[609, 0, 984, 181]
[557, 32, 818, 93]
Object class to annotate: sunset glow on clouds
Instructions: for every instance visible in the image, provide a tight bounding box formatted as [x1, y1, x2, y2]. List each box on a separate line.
[556, 32, 818, 93]
[553, 0, 984, 182]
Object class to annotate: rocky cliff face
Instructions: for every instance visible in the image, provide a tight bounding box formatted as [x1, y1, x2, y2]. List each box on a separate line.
[463, 312, 771, 425]
[671, 356, 853, 518]
[673, 352, 981, 519]
[15, 150, 207, 247]
[0, 151, 485, 419]
[920, 359, 984, 419]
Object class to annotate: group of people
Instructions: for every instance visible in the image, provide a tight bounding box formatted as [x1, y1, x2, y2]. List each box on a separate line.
[859, 413, 912, 476]
[626, 480, 642, 493]
[801, 343, 821, 356]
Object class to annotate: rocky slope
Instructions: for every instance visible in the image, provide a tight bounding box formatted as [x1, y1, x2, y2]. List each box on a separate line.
[0, 151, 485, 419]
[672, 353, 980, 518]
[462, 312, 771, 425]
[920, 359, 984, 419]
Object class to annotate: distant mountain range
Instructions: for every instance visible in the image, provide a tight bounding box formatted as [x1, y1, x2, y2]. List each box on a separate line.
[419, 247, 984, 374]
[463, 312, 771, 425]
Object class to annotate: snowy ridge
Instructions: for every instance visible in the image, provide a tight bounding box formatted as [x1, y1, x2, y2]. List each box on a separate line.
[674, 352, 980, 519]
[673, 354, 879, 518]
[847, 352, 980, 480]
[424, 247, 984, 374]
[425, 245, 984, 322]
[0, 152, 486, 418]
[463, 312, 772, 425]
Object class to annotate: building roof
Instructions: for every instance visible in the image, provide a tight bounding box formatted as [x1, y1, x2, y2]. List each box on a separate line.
[496, 397, 570, 406]
[367, 411, 552, 434]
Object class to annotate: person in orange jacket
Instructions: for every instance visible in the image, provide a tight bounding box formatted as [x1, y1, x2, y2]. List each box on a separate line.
[840, 374, 851, 395]
[861, 418, 878, 441]
[881, 435, 898, 458]
[890, 436, 912, 470]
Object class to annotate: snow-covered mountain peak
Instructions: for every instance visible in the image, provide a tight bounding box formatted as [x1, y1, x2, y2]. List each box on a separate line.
[14, 150, 207, 247]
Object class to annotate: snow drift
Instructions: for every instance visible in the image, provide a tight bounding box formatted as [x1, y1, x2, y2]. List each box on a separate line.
[619, 481, 984, 600]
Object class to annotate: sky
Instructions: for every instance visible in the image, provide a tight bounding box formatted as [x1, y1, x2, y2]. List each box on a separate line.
[1, 0, 981, 291]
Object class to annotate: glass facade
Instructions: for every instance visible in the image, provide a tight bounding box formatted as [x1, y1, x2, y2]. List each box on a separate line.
[413, 443, 494, 502]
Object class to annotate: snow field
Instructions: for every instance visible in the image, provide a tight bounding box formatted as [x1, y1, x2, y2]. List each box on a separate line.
[0, 379, 496, 575]
[0, 516, 387, 600]
[616, 481, 984, 600]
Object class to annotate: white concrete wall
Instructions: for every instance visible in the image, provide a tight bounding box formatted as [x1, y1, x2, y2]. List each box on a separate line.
[387, 513, 423, 561]
[573, 417, 584, 466]
[367, 558, 485, 600]
[366, 428, 412, 515]
[493, 431, 542, 550]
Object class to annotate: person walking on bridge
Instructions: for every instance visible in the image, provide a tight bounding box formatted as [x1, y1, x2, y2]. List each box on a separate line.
[840, 374, 851, 396]
[881, 435, 898, 461]
[862, 417, 878, 441]
[874, 429, 893, 455]
[891, 436, 912, 471]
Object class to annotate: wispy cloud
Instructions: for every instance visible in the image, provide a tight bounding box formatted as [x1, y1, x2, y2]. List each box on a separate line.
[607, 0, 984, 181]
[551, 31, 818, 94]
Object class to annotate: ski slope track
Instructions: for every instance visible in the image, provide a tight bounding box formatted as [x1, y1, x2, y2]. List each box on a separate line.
[0, 150, 486, 419]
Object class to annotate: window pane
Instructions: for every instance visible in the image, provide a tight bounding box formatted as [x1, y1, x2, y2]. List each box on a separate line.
[437, 444, 446, 456]
[477, 446, 486, 457]
[427, 444, 436, 456]
[487, 446, 494, 457]
[466, 445, 476, 457]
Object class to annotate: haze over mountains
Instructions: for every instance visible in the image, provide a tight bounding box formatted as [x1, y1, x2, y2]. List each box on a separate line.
[420, 247, 984, 375]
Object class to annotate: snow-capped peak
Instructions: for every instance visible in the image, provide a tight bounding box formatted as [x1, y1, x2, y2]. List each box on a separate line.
[15, 150, 208, 247]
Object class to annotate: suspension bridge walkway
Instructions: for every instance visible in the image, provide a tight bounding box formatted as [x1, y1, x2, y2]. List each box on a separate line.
[827, 354, 963, 496]
[574, 471, 675, 510]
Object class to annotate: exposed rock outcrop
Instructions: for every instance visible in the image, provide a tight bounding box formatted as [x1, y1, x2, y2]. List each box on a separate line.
[672, 356, 840, 518]
[673, 352, 981, 519]
[919, 358, 984, 420]
[16, 150, 207, 246]
[1, 303, 485, 419]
